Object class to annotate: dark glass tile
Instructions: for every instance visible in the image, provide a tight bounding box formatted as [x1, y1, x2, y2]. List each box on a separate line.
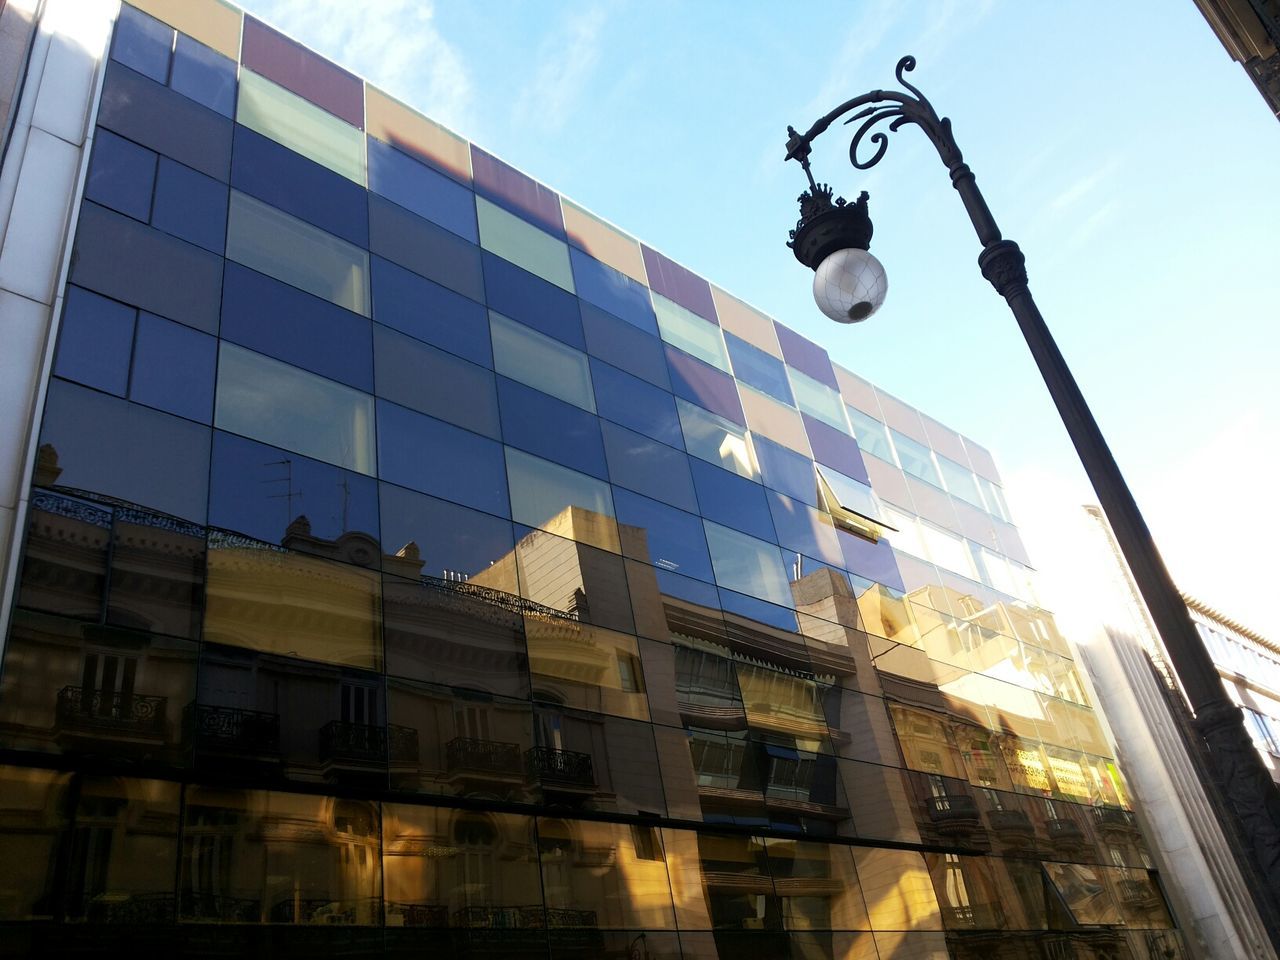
[221, 262, 373, 391]
[368, 194, 484, 302]
[107, 509, 207, 640]
[368, 137, 477, 243]
[14, 493, 110, 620]
[665, 345, 745, 427]
[40, 379, 210, 522]
[482, 250, 584, 350]
[496, 376, 607, 480]
[374, 323, 499, 438]
[85, 128, 156, 221]
[803, 413, 868, 483]
[690, 459, 776, 542]
[838, 528, 904, 592]
[725, 330, 793, 405]
[755, 435, 817, 506]
[371, 255, 490, 367]
[590, 358, 683, 449]
[170, 34, 237, 117]
[208, 431, 379, 558]
[656, 566, 722, 609]
[98, 62, 233, 181]
[150, 157, 228, 253]
[111, 5, 172, 83]
[377, 399, 510, 517]
[774, 322, 838, 389]
[470, 145, 563, 235]
[767, 491, 842, 567]
[231, 125, 368, 246]
[581, 302, 669, 390]
[129, 312, 216, 423]
[241, 17, 364, 128]
[53, 286, 135, 396]
[379, 483, 515, 580]
[641, 244, 716, 322]
[601, 420, 696, 513]
[569, 247, 656, 334]
[718, 587, 799, 632]
[72, 201, 223, 334]
[614, 488, 714, 583]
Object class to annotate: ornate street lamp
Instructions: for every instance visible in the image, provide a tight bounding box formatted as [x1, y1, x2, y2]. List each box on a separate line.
[785, 55, 1280, 943]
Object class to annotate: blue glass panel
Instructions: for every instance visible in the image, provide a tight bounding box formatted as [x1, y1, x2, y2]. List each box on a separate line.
[368, 194, 484, 302]
[53, 286, 136, 397]
[496, 376, 606, 480]
[569, 248, 656, 334]
[804, 413, 868, 483]
[377, 400, 509, 517]
[379, 482, 514, 580]
[374, 324, 499, 439]
[666, 345, 745, 426]
[112, 5, 172, 83]
[368, 137, 477, 243]
[231, 126, 368, 246]
[766, 491, 843, 567]
[129, 312, 216, 423]
[601, 421, 696, 513]
[208, 431, 379, 557]
[754, 436, 817, 507]
[221, 262, 373, 391]
[718, 588, 799, 632]
[655, 567, 721, 610]
[838, 528, 904, 592]
[40, 379, 210, 523]
[170, 34, 236, 117]
[589, 358, 683, 450]
[725, 331, 793, 406]
[150, 157, 227, 253]
[371, 256, 490, 368]
[482, 251, 584, 350]
[613, 488, 713, 583]
[580, 303, 669, 390]
[85, 129, 156, 221]
[690, 459, 776, 542]
[98, 62, 233, 182]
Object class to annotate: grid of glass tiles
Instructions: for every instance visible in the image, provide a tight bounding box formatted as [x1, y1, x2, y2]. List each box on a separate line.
[0, 3, 1186, 958]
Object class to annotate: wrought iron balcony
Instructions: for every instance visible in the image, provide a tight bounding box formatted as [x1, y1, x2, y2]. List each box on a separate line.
[1092, 805, 1138, 832]
[452, 905, 598, 928]
[1118, 878, 1158, 908]
[986, 808, 1035, 841]
[925, 793, 981, 833]
[446, 737, 522, 776]
[386, 902, 449, 927]
[55, 685, 166, 737]
[526, 746, 595, 788]
[184, 703, 280, 754]
[941, 902, 1004, 929]
[319, 720, 419, 765]
[1046, 817, 1086, 845]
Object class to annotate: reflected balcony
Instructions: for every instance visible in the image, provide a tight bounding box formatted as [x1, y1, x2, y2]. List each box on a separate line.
[986, 808, 1036, 847]
[446, 737, 525, 790]
[319, 721, 419, 783]
[942, 902, 1005, 929]
[1093, 805, 1139, 836]
[926, 794, 981, 835]
[1045, 817, 1087, 850]
[525, 746, 595, 792]
[1118, 878, 1159, 909]
[184, 703, 281, 768]
[452, 905, 601, 954]
[55, 686, 167, 747]
[385, 902, 450, 927]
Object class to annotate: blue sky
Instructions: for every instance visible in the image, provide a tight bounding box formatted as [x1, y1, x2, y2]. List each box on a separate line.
[240, 0, 1280, 636]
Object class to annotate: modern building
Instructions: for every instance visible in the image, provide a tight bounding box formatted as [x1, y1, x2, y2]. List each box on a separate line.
[1192, 0, 1280, 119]
[0, 2, 1191, 958]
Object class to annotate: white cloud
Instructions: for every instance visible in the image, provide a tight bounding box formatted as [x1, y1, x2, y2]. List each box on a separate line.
[512, 7, 608, 135]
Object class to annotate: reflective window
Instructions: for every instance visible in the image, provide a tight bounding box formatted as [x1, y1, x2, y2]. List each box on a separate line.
[918, 522, 978, 580]
[54, 286, 135, 397]
[691, 459, 776, 543]
[171, 34, 237, 117]
[704, 521, 793, 608]
[380, 484, 515, 582]
[846, 405, 894, 462]
[86, 129, 156, 221]
[804, 413, 867, 483]
[654, 293, 729, 371]
[817, 465, 884, 526]
[613, 488, 714, 583]
[235, 69, 366, 184]
[754, 435, 817, 506]
[937, 454, 983, 507]
[369, 194, 486, 303]
[767, 491, 843, 568]
[226, 191, 370, 317]
[215, 343, 376, 475]
[491, 312, 595, 412]
[476, 196, 574, 292]
[726, 330, 793, 405]
[602, 421, 696, 512]
[505, 448, 617, 552]
[677, 397, 757, 479]
[591, 358, 684, 449]
[112, 5, 172, 83]
[483, 250, 584, 349]
[890, 429, 942, 486]
[129, 312, 217, 423]
[581, 303, 671, 390]
[524, 617, 650, 721]
[151, 156, 228, 254]
[374, 324, 499, 438]
[666, 347, 745, 426]
[0, 766, 70, 920]
[774, 324, 838, 390]
[240, 16, 365, 127]
[977, 475, 1010, 521]
[569, 247, 656, 334]
[789, 368, 849, 433]
[371, 255, 491, 368]
[472, 146, 565, 235]
[498, 376, 607, 480]
[368, 136, 477, 242]
[642, 245, 717, 322]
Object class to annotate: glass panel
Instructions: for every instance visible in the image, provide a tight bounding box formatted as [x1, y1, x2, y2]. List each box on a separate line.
[704, 521, 793, 608]
[677, 398, 757, 479]
[890, 429, 941, 486]
[918, 522, 977, 579]
[54, 286, 136, 397]
[204, 534, 383, 670]
[368, 194, 485, 303]
[235, 69, 365, 184]
[524, 616, 649, 721]
[804, 414, 867, 482]
[371, 255, 491, 368]
[654, 293, 729, 371]
[570, 247, 656, 334]
[581, 303, 671, 390]
[226, 191, 370, 316]
[726, 331, 792, 404]
[602, 420, 697, 512]
[755, 435, 817, 506]
[129, 312, 217, 423]
[374, 324, 499, 438]
[817, 465, 884, 524]
[484, 249, 585, 349]
[368, 136, 477, 242]
[215, 343, 375, 475]
[112, 5, 172, 82]
[774, 324, 838, 390]
[86, 128, 156, 221]
[846, 406, 894, 462]
[851, 847, 943, 931]
[0, 766, 71, 920]
[591, 358, 683, 449]
[767, 492, 842, 567]
[240, 16, 365, 127]
[614, 488, 714, 583]
[765, 837, 869, 931]
[641, 245, 716, 322]
[691, 459, 776, 543]
[471, 146, 565, 235]
[475, 196, 574, 292]
[712, 286, 781, 357]
[510, 524, 634, 634]
[789, 368, 848, 434]
[505, 448, 617, 553]
[365, 84, 472, 182]
[1043, 862, 1123, 925]
[563, 198, 648, 283]
[666, 346, 745, 427]
[498, 376, 607, 480]
[491, 312, 594, 412]
[171, 33, 237, 117]
[151, 156, 228, 254]
[739, 385, 811, 455]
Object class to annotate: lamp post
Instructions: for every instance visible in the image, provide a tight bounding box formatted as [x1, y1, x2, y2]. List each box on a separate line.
[785, 54, 1280, 940]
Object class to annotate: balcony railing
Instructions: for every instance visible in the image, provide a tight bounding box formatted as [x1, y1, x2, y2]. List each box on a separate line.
[55, 686, 166, 737]
[526, 747, 595, 788]
[1093, 805, 1137, 831]
[446, 737, 522, 776]
[1046, 817, 1085, 844]
[1118, 878, 1157, 907]
[925, 793, 981, 832]
[319, 721, 419, 764]
[184, 703, 280, 754]
[452, 905, 598, 928]
[941, 902, 1004, 929]
[987, 808, 1035, 838]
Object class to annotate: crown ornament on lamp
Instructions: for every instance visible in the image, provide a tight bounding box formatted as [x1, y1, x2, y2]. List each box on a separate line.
[787, 184, 887, 323]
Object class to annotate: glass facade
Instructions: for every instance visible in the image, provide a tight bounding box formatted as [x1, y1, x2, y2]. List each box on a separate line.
[0, 3, 1186, 958]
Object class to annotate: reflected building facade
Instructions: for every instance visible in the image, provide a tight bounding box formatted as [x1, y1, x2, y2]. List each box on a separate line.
[0, 2, 1189, 958]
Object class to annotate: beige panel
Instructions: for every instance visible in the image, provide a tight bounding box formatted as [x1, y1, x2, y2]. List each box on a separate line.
[739, 384, 811, 456]
[711, 285, 781, 357]
[128, 0, 241, 59]
[904, 475, 958, 532]
[365, 85, 471, 183]
[862, 452, 910, 509]
[874, 387, 930, 445]
[962, 435, 1001, 481]
[562, 199, 647, 283]
[833, 363, 881, 416]
[919, 412, 967, 462]
[951, 497, 998, 549]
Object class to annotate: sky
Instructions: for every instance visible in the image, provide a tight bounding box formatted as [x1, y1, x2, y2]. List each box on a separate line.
[239, 0, 1280, 638]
